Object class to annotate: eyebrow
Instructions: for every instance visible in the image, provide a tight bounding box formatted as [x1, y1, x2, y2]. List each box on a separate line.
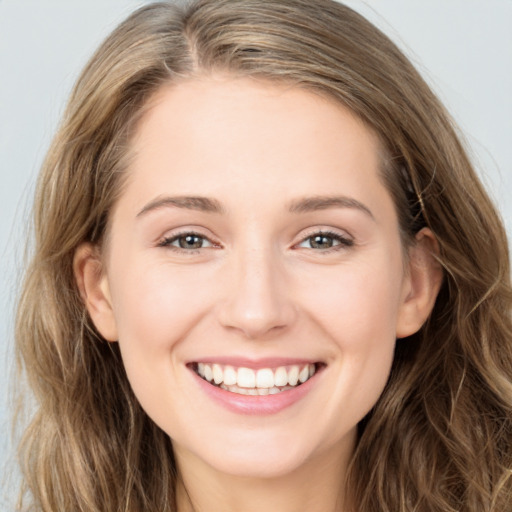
[136, 194, 374, 219]
[288, 195, 374, 219]
[136, 196, 225, 217]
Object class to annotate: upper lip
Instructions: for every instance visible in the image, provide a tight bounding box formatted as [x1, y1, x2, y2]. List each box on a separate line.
[188, 356, 323, 370]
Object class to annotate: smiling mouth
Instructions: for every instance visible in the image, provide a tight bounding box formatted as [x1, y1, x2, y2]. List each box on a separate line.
[190, 362, 323, 396]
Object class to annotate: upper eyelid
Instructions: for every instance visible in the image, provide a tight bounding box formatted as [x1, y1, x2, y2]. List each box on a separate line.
[158, 227, 219, 243]
[295, 227, 353, 241]
[292, 227, 355, 249]
[156, 226, 353, 247]
[158, 234, 218, 255]
[163, 233, 216, 244]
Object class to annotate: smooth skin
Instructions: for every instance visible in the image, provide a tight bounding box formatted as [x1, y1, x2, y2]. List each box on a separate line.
[75, 77, 442, 512]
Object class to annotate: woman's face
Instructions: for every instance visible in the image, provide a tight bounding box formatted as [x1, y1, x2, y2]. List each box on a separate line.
[80, 77, 437, 480]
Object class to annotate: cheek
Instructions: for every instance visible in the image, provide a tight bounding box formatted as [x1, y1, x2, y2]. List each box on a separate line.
[106, 258, 221, 433]
[107, 257, 220, 403]
[297, 256, 404, 422]
[302, 258, 404, 347]
[110, 259, 214, 344]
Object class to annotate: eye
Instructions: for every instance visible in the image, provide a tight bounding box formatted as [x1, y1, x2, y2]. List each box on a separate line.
[297, 231, 353, 251]
[159, 232, 215, 250]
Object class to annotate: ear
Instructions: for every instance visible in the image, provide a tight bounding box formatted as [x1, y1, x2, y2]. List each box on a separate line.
[73, 243, 118, 342]
[396, 228, 443, 339]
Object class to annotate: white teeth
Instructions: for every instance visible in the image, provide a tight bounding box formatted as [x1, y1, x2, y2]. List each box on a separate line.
[237, 367, 256, 388]
[204, 364, 213, 382]
[223, 365, 237, 386]
[299, 366, 309, 383]
[256, 368, 274, 388]
[274, 367, 288, 387]
[218, 384, 293, 396]
[195, 362, 318, 393]
[212, 364, 223, 384]
[288, 366, 299, 386]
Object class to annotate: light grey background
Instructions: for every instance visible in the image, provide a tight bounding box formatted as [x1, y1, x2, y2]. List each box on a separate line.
[1, 0, 511, 504]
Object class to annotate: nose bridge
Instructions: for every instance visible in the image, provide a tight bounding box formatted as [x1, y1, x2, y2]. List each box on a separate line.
[218, 239, 294, 339]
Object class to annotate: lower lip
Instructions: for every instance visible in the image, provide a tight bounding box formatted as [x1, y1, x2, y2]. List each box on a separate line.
[191, 369, 321, 415]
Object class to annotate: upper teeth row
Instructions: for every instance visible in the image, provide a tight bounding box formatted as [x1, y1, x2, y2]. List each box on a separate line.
[197, 363, 316, 389]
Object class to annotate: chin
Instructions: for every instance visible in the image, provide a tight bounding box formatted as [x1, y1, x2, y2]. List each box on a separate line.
[174, 427, 332, 481]
[206, 450, 312, 480]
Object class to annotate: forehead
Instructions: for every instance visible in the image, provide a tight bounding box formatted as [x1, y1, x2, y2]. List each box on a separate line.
[125, 77, 386, 199]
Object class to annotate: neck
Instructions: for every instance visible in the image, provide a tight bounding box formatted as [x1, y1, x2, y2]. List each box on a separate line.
[174, 442, 354, 512]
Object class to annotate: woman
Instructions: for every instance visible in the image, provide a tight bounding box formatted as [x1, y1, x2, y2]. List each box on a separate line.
[15, 0, 512, 510]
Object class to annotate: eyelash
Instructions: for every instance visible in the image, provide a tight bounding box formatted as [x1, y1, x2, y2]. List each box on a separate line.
[158, 229, 353, 254]
[295, 230, 354, 253]
[158, 231, 219, 253]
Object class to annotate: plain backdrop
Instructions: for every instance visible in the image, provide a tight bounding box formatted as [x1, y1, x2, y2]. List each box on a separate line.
[1, 0, 511, 503]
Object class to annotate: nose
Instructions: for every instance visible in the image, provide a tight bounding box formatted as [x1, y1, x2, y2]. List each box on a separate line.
[217, 246, 296, 340]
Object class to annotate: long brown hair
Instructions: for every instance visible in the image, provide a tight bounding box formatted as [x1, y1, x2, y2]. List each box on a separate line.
[15, 1, 512, 510]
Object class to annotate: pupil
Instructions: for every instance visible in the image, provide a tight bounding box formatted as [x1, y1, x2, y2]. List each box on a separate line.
[179, 235, 202, 249]
[311, 235, 333, 249]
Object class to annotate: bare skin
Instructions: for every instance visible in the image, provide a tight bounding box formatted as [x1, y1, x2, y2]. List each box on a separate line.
[75, 76, 442, 512]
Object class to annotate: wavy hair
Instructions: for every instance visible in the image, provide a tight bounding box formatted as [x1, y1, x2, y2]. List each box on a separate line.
[15, 1, 512, 510]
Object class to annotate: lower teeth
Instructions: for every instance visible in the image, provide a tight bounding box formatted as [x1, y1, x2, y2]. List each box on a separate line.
[217, 383, 296, 395]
